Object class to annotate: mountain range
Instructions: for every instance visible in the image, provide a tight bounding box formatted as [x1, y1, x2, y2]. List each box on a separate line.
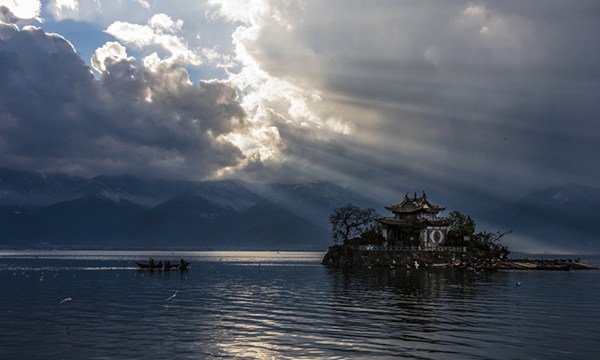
[0, 167, 375, 250]
[481, 183, 600, 254]
[0, 167, 598, 252]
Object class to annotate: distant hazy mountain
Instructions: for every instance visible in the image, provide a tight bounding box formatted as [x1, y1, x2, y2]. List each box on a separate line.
[0, 167, 85, 206]
[5, 167, 596, 252]
[74, 175, 195, 206]
[35, 195, 149, 246]
[0, 167, 193, 207]
[0, 167, 375, 249]
[483, 183, 600, 253]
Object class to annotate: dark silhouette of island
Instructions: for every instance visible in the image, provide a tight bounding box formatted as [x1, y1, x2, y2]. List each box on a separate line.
[322, 195, 598, 270]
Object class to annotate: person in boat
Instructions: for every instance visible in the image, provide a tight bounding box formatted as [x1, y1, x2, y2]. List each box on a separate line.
[149, 258, 155, 267]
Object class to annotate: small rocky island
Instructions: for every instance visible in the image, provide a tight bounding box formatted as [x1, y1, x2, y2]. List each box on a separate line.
[322, 192, 598, 271]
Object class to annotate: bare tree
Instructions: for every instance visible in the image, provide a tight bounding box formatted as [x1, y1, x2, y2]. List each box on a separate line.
[329, 203, 378, 245]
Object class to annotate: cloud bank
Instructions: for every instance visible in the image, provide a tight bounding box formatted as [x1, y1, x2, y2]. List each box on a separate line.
[206, 0, 600, 203]
[1, 0, 599, 211]
[0, 21, 246, 179]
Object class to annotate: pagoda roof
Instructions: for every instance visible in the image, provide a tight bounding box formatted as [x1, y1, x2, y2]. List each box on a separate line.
[385, 192, 446, 214]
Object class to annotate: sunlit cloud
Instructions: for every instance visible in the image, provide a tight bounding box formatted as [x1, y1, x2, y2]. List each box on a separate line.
[91, 41, 135, 74]
[1, 0, 599, 218]
[205, 0, 360, 179]
[0, 22, 248, 180]
[137, 0, 150, 10]
[0, 0, 41, 22]
[46, 0, 101, 22]
[207, 0, 269, 25]
[105, 13, 201, 67]
[48, 0, 78, 16]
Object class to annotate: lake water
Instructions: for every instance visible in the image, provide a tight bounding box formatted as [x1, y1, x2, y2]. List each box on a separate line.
[1, 251, 599, 360]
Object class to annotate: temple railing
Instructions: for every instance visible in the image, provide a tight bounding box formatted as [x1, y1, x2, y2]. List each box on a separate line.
[357, 245, 467, 253]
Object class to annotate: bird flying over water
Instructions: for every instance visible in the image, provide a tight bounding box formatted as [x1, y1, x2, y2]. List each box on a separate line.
[59, 297, 72, 304]
[166, 290, 179, 301]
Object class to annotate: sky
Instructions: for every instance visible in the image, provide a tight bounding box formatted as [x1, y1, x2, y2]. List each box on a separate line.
[1, 0, 599, 212]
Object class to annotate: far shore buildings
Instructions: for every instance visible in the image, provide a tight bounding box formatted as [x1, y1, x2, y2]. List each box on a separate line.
[377, 192, 450, 249]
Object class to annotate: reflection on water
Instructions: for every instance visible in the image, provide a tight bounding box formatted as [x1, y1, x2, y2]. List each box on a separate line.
[325, 265, 600, 360]
[325, 268, 500, 357]
[1, 251, 599, 359]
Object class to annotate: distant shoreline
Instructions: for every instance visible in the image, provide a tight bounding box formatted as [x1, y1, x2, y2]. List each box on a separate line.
[497, 258, 598, 270]
[2, 245, 600, 256]
[0, 245, 328, 252]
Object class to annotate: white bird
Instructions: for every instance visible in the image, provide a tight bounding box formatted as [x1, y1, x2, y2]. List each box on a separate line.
[59, 297, 72, 304]
[166, 290, 179, 301]
[414, 261, 420, 269]
[515, 281, 522, 287]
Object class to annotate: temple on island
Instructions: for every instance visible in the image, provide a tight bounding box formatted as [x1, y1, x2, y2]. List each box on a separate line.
[378, 192, 450, 249]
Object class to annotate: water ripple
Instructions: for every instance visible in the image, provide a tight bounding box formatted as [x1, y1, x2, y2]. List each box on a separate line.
[1, 252, 599, 359]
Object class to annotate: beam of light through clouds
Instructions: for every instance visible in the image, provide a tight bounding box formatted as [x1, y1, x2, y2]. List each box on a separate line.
[0, 0, 599, 212]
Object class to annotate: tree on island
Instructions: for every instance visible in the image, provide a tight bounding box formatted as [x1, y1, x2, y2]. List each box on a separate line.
[471, 230, 511, 257]
[447, 210, 476, 246]
[398, 215, 425, 247]
[329, 203, 379, 245]
[448, 210, 511, 257]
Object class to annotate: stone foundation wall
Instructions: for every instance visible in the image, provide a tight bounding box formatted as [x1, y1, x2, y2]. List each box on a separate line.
[321, 245, 598, 270]
[322, 245, 467, 268]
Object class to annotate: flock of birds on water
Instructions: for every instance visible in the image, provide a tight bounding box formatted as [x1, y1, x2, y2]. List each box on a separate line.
[15, 257, 527, 311]
[6, 256, 533, 340]
[366, 259, 525, 287]
[47, 258, 523, 304]
[13, 256, 528, 332]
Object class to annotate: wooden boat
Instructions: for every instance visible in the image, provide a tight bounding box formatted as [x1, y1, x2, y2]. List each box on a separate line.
[136, 261, 190, 271]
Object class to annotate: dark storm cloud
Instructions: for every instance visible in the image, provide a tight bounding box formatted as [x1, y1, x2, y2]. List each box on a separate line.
[255, 0, 600, 201]
[0, 23, 246, 179]
[2, 0, 599, 206]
